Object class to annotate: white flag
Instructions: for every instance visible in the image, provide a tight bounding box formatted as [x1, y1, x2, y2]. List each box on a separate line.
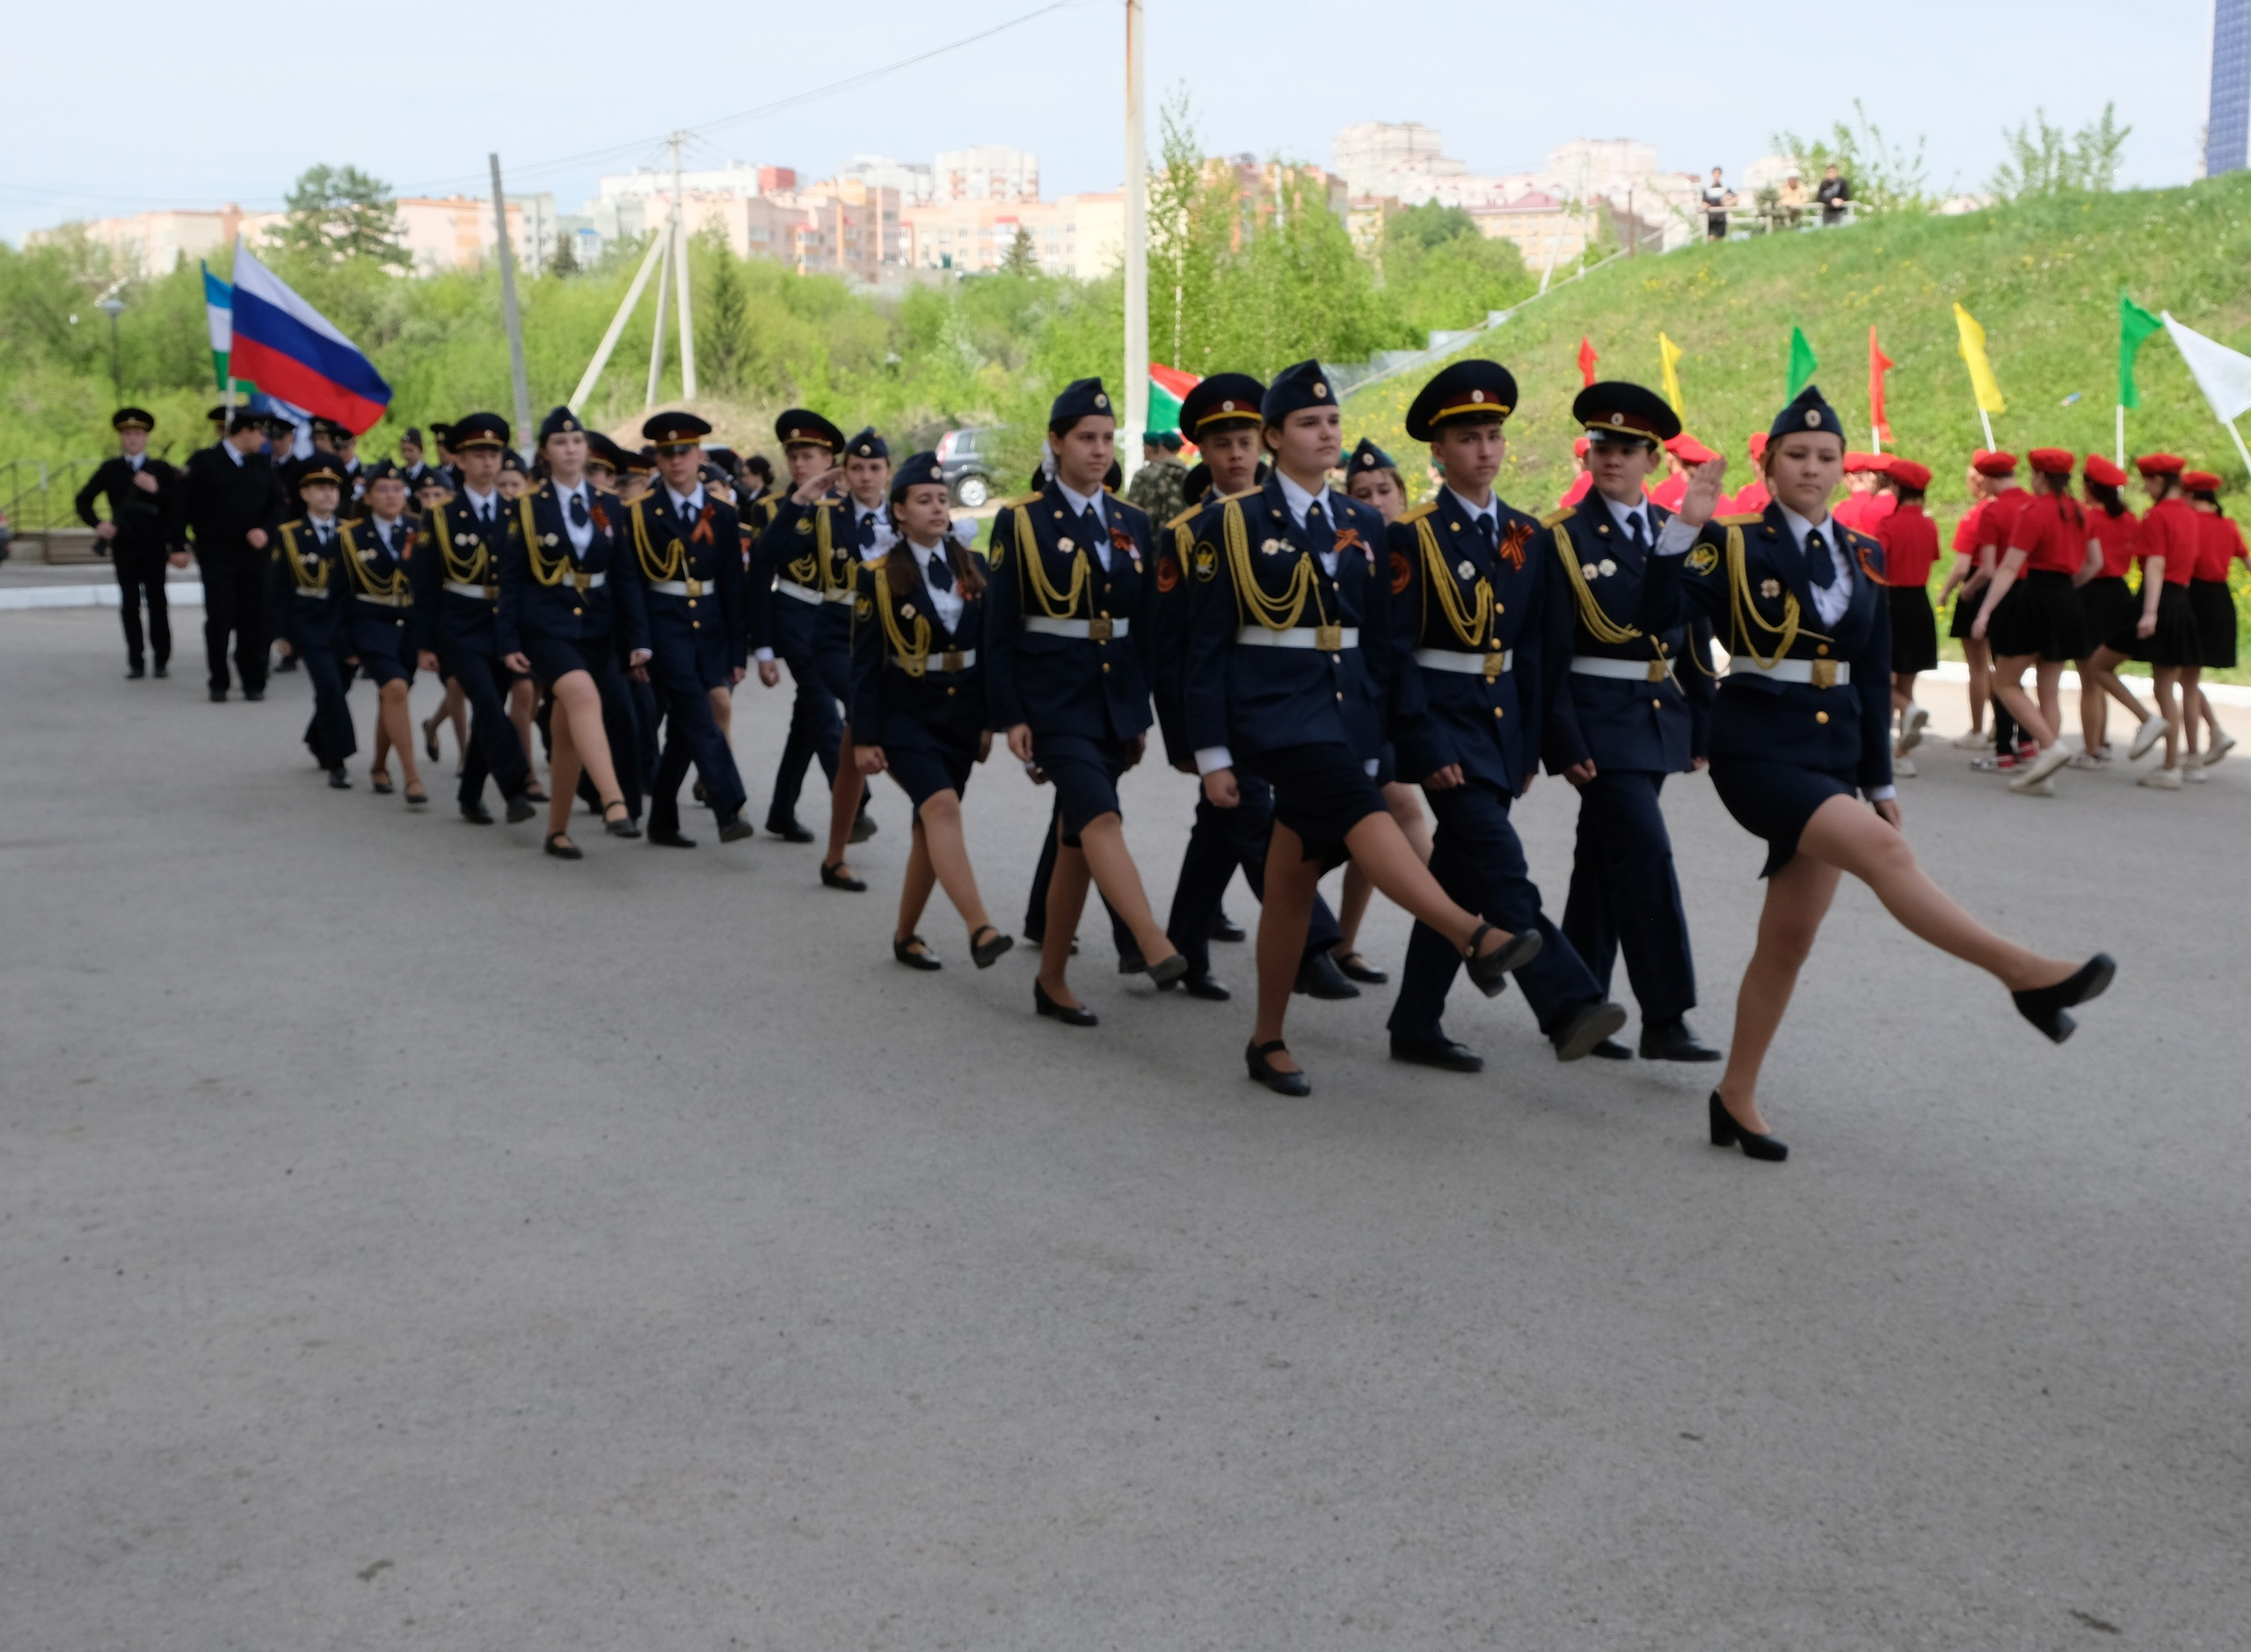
[2162, 312, 2251, 424]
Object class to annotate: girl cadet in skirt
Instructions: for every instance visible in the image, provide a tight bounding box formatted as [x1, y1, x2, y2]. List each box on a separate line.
[1182, 361, 1543, 1096]
[2124, 454, 2205, 790]
[1874, 459, 1939, 777]
[498, 407, 649, 859]
[2071, 455, 2164, 768]
[267, 456, 359, 790]
[2182, 471, 2244, 777]
[1971, 448, 2086, 797]
[1641, 387, 2116, 1163]
[337, 461, 427, 807]
[849, 452, 1013, 972]
[986, 378, 1191, 1025]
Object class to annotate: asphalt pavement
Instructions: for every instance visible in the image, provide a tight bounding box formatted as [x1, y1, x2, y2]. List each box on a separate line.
[3, 607, 2245, 1651]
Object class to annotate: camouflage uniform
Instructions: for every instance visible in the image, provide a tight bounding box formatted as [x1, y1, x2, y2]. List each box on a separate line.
[1126, 456, 1187, 527]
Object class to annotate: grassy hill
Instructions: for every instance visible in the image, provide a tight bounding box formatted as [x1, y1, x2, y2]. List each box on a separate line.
[1344, 175, 2251, 516]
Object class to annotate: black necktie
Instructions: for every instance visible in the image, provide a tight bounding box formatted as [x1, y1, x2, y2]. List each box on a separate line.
[927, 551, 954, 593]
[858, 512, 877, 550]
[1625, 512, 1647, 551]
[1304, 499, 1337, 564]
[479, 502, 494, 529]
[1805, 527, 1834, 588]
[1475, 513, 1497, 553]
[570, 491, 589, 528]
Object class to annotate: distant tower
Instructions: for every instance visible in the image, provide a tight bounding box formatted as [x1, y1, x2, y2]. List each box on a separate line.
[2212, 0, 2251, 174]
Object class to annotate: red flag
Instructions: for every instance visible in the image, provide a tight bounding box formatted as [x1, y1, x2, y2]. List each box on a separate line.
[1869, 326, 1896, 448]
[1577, 337, 1599, 387]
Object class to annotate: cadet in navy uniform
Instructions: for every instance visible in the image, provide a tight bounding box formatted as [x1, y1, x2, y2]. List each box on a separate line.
[849, 451, 1014, 970]
[1638, 385, 2116, 1162]
[747, 408, 850, 843]
[814, 427, 894, 890]
[1542, 382, 1722, 1062]
[628, 411, 754, 847]
[1382, 361, 1626, 1074]
[266, 456, 357, 788]
[986, 377, 1190, 1024]
[76, 407, 182, 679]
[174, 408, 287, 702]
[406, 412, 538, 825]
[1152, 372, 1351, 1001]
[336, 460, 427, 806]
[1184, 360, 1539, 1094]
[499, 406, 650, 858]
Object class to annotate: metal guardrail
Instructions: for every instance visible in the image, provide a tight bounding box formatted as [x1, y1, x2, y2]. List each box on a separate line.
[1327, 248, 1632, 401]
[0, 456, 104, 535]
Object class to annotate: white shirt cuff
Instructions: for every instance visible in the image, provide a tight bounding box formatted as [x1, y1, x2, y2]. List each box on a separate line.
[1653, 515, 1702, 557]
[1363, 758, 1380, 776]
[1868, 784, 1898, 803]
[1194, 746, 1234, 775]
[754, 646, 774, 662]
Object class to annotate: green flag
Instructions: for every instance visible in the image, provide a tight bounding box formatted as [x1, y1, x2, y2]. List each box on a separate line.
[1787, 326, 1819, 399]
[2118, 293, 2163, 410]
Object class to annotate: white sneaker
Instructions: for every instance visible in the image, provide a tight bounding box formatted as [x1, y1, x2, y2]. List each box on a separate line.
[1905, 703, 1931, 741]
[2207, 733, 2236, 768]
[1894, 756, 1917, 778]
[2129, 713, 2168, 761]
[2065, 752, 2106, 770]
[2017, 745, 2073, 787]
[2009, 774, 2056, 797]
[1952, 727, 1995, 750]
[2139, 767, 2183, 790]
[2188, 763, 2210, 783]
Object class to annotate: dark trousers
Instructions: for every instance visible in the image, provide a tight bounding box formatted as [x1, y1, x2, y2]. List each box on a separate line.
[1165, 777, 1343, 978]
[196, 549, 266, 694]
[1561, 771, 1695, 1023]
[768, 651, 843, 825]
[113, 542, 171, 667]
[448, 647, 530, 808]
[296, 639, 358, 770]
[1388, 779, 1601, 1043]
[1024, 795, 1133, 952]
[648, 654, 747, 834]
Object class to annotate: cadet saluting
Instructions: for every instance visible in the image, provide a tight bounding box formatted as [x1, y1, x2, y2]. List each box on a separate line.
[1382, 361, 1627, 1074]
[987, 377, 1190, 1024]
[1639, 386, 2116, 1162]
[266, 456, 357, 789]
[76, 407, 181, 680]
[1542, 382, 1722, 1063]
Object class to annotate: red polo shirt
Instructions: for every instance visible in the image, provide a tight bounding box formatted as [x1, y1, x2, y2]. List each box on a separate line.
[2007, 491, 2088, 575]
[1876, 503, 1940, 588]
[2138, 496, 2201, 586]
[2085, 507, 2138, 579]
[2194, 509, 2248, 581]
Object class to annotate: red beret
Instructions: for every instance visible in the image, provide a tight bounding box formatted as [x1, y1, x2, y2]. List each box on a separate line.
[1886, 459, 1932, 491]
[1664, 433, 1718, 463]
[2028, 448, 2076, 477]
[1573, 436, 1590, 457]
[1843, 451, 1879, 473]
[2082, 455, 2128, 488]
[1747, 433, 1768, 459]
[2182, 469, 2223, 491]
[2134, 453, 2185, 477]
[1971, 450, 2019, 477]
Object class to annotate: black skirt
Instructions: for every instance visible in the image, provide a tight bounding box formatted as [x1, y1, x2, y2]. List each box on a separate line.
[1989, 570, 2087, 661]
[1947, 583, 1983, 640]
[2079, 576, 2138, 657]
[2143, 583, 2203, 669]
[1243, 742, 1390, 870]
[1708, 757, 1861, 879]
[1888, 585, 1938, 673]
[523, 632, 620, 685]
[2189, 579, 2239, 670]
[1034, 731, 1131, 842]
[885, 737, 979, 815]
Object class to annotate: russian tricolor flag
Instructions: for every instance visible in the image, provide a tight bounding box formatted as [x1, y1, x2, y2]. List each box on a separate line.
[227, 237, 392, 434]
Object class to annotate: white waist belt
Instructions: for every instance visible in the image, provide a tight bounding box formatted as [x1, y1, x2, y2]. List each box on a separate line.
[1412, 645, 1511, 675]
[1238, 624, 1359, 651]
[568, 571, 607, 591]
[354, 592, 411, 608]
[1739, 656, 1851, 687]
[651, 580, 722, 598]
[293, 587, 335, 600]
[1025, 615, 1130, 640]
[1570, 655, 1672, 682]
[443, 582, 495, 600]
[895, 647, 977, 673]
[776, 581, 822, 605]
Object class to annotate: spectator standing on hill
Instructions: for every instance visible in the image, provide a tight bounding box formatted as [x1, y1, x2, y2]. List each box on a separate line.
[1777, 172, 1809, 228]
[1702, 168, 1734, 240]
[1818, 164, 1853, 226]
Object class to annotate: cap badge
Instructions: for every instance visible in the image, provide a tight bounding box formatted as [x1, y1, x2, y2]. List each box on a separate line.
[1094, 392, 1110, 409]
[1471, 389, 1485, 404]
[1610, 413, 1625, 426]
[1313, 382, 1328, 398]
[1804, 410, 1820, 428]
[1220, 400, 1235, 413]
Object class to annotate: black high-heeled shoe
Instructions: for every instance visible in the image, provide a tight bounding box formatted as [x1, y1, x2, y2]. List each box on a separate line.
[1146, 951, 1189, 988]
[601, 800, 641, 839]
[821, 861, 866, 892]
[543, 833, 583, 861]
[1246, 1039, 1311, 1097]
[1034, 981, 1098, 1026]
[970, 926, 1014, 969]
[1461, 922, 1542, 997]
[2012, 953, 2116, 1044]
[893, 934, 942, 972]
[1708, 1092, 1788, 1162]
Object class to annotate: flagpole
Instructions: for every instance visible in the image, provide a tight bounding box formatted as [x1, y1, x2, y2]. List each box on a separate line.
[489, 154, 535, 456]
[2226, 417, 2251, 477]
[1121, 0, 1148, 484]
[1978, 409, 1995, 451]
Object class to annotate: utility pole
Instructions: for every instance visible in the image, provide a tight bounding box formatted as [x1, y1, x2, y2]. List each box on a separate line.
[670, 132, 697, 401]
[1121, 0, 1147, 481]
[490, 153, 534, 454]
[646, 193, 673, 408]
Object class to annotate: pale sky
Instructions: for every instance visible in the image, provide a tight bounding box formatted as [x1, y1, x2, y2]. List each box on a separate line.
[0, 0, 2218, 244]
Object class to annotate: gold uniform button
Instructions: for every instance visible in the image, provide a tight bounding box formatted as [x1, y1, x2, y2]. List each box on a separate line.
[1815, 643, 1828, 656]
[945, 687, 956, 696]
[688, 599, 697, 608]
[1492, 706, 1504, 718]
[692, 622, 702, 630]
[1101, 662, 1111, 673]
[573, 607, 583, 615]
[1651, 698, 1662, 709]
[1815, 710, 1830, 724]
[1495, 602, 1504, 615]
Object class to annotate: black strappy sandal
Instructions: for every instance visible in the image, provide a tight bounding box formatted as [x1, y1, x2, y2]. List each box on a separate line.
[970, 926, 1015, 969]
[893, 934, 942, 972]
[1245, 1039, 1311, 1097]
[1462, 921, 1542, 997]
[543, 833, 583, 861]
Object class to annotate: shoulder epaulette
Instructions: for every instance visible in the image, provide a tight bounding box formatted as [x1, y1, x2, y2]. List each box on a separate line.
[1220, 486, 1261, 504]
[994, 492, 1038, 512]
[1716, 512, 1764, 526]
[1399, 500, 1439, 524]
[1541, 506, 1575, 528]
[1164, 502, 1206, 532]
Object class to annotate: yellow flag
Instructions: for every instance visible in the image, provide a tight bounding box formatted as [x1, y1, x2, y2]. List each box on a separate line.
[1953, 302, 2007, 414]
[1658, 332, 1686, 414]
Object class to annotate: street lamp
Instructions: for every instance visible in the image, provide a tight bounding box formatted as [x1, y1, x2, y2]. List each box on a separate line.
[96, 294, 126, 405]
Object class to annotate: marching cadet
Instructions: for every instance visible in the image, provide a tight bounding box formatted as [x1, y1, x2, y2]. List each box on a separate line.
[173, 408, 287, 702]
[1183, 360, 1539, 1093]
[849, 451, 1013, 970]
[2182, 470, 2244, 775]
[2122, 454, 2204, 789]
[1152, 373, 1352, 1001]
[267, 418, 307, 677]
[76, 407, 181, 680]
[1541, 382, 1720, 1063]
[1637, 386, 2114, 1162]
[1873, 459, 1941, 775]
[987, 377, 1190, 1024]
[628, 411, 754, 847]
[1381, 360, 1627, 1074]
[336, 460, 427, 807]
[407, 412, 539, 826]
[397, 427, 433, 491]
[815, 427, 894, 890]
[2073, 455, 2163, 767]
[266, 456, 357, 788]
[1970, 448, 2085, 795]
[499, 406, 648, 856]
[748, 408, 850, 843]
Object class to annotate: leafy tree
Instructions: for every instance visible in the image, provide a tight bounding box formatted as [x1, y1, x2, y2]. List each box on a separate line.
[1774, 100, 1932, 215]
[1379, 204, 1533, 335]
[697, 230, 748, 392]
[1990, 103, 2131, 200]
[269, 164, 410, 268]
[549, 235, 580, 279]
[1001, 226, 1038, 276]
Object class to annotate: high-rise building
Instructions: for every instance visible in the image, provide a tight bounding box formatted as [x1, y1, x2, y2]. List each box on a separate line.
[932, 145, 1039, 203]
[2211, 0, 2251, 175]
